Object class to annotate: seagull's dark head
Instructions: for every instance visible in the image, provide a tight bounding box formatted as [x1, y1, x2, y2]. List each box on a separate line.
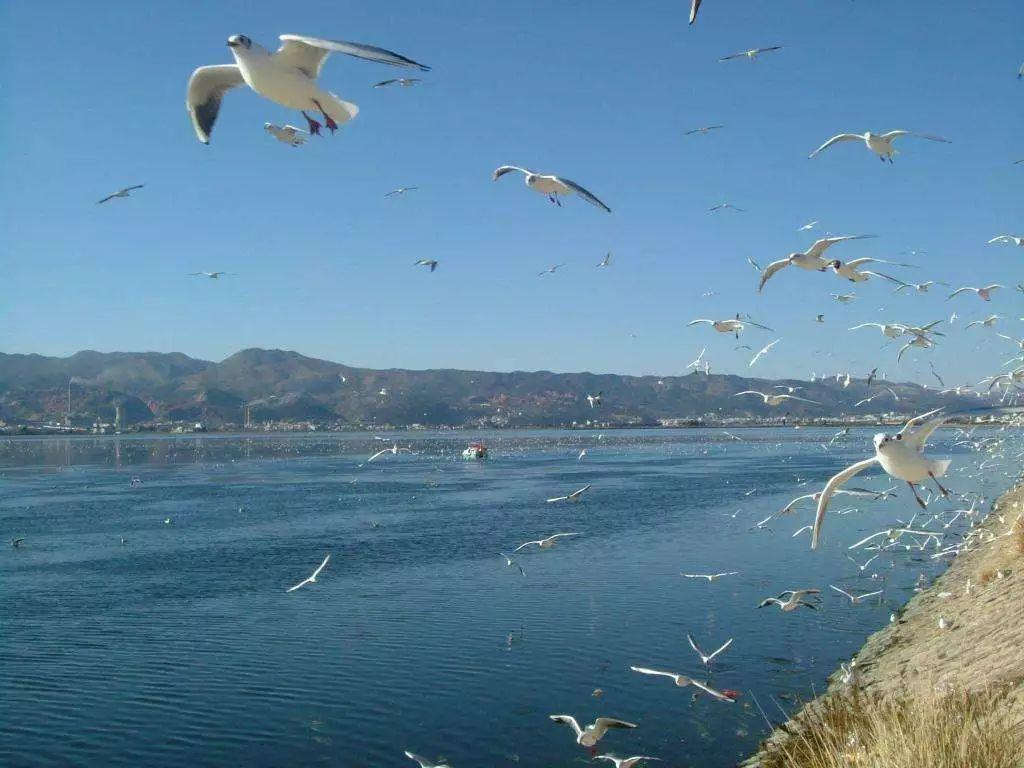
[874, 432, 901, 452]
[227, 34, 252, 50]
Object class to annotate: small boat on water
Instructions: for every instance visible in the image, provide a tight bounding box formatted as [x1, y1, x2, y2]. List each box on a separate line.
[462, 442, 488, 460]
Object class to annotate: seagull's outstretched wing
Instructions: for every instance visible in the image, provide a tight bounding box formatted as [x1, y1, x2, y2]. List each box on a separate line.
[880, 130, 950, 144]
[686, 633, 707, 659]
[690, 679, 736, 702]
[807, 234, 876, 260]
[630, 666, 681, 682]
[186, 64, 245, 144]
[809, 133, 863, 158]
[275, 35, 430, 78]
[492, 165, 530, 180]
[758, 259, 791, 292]
[549, 715, 583, 737]
[557, 177, 612, 213]
[689, 0, 702, 24]
[830, 584, 854, 600]
[812, 457, 879, 550]
[947, 287, 974, 300]
[592, 718, 638, 736]
[310, 553, 331, 579]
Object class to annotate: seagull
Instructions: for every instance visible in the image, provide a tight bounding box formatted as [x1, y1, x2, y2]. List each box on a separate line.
[832, 293, 857, 303]
[964, 315, 1002, 330]
[538, 264, 566, 277]
[749, 339, 780, 367]
[498, 552, 526, 576]
[596, 756, 660, 768]
[492, 166, 611, 212]
[286, 553, 330, 592]
[846, 553, 881, 572]
[798, 220, 819, 231]
[688, 0, 703, 24]
[547, 484, 592, 503]
[708, 202, 744, 213]
[404, 752, 450, 768]
[947, 285, 1003, 302]
[809, 131, 950, 163]
[628, 667, 736, 701]
[848, 322, 907, 339]
[188, 271, 228, 279]
[758, 235, 876, 292]
[386, 186, 420, 197]
[829, 258, 911, 284]
[828, 428, 850, 447]
[686, 347, 707, 371]
[719, 45, 783, 62]
[757, 589, 821, 611]
[681, 571, 739, 582]
[686, 633, 733, 668]
[816, 314, 825, 323]
[361, 442, 415, 465]
[578, 449, 587, 461]
[263, 122, 307, 145]
[414, 259, 439, 272]
[186, 33, 428, 143]
[684, 124, 724, 135]
[374, 77, 422, 87]
[550, 715, 637, 746]
[10, 537, 25, 547]
[586, 392, 603, 408]
[597, 253, 613, 268]
[987, 234, 1024, 247]
[689, 315, 773, 339]
[810, 409, 960, 549]
[829, 585, 883, 604]
[746, 256, 762, 272]
[513, 533, 580, 551]
[97, 185, 144, 204]
[734, 391, 820, 407]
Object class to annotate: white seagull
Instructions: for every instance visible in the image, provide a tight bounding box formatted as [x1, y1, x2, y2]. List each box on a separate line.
[757, 589, 821, 611]
[414, 259, 439, 272]
[829, 258, 910, 284]
[547, 484, 592, 503]
[498, 552, 526, 577]
[810, 409, 958, 549]
[538, 264, 566, 277]
[964, 315, 1002, 330]
[404, 752, 450, 768]
[550, 715, 637, 746]
[263, 122, 307, 145]
[684, 124, 724, 135]
[798, 220, 819, 231]
[386, 186, 420, 197]
[758, 235, 875, 292]
[681, 571, 739, 582]
[689, 316, 773, 339]
[361, 442, 415, 465]
[374, 77, 422, 87]
[492, 166, 611, 212]
[597, 252, 613, 268]
[186, 33, 429, 143]
[749, 339, 780, 367]
[734, 391, 820, 407]
[848, 322, 907, 339]
[686, 633, 733, 668]
[947, 285, 1003, 302]
[688, 0, 703, 24]
[708, 202, 744, 213]
[188, 271, 228, 279]
[513, 533, 580, 551]
[286, 553, 331, 592]
[97, 185, 144, 204]
[809, 131, 950, 163]
[719, 45, 783, 62]
[830, 585, 883, 604]
[586, 392, 603, 408]
[629, 667, 736, 701]
[596, 756, 660, 768]
[987, 234, 1024, 247]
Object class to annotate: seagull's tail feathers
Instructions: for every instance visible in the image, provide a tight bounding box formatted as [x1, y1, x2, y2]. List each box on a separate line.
[929, 458, 952, 478]
[322, 92, 360, 125]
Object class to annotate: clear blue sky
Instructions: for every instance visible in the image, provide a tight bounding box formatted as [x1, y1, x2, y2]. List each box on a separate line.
[2, 0, 1021, 386]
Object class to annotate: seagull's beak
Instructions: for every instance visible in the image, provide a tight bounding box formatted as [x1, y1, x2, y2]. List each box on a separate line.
[226, 36, 241, 48]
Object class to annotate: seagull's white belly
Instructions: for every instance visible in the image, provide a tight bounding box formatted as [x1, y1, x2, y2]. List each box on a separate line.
[714, 321, 741, 333]
[528, 177, 571, 195]
[877, 449, 934, 482]
[865, 134, 893, 156]
[242, 60, 324, 111]
[791, 254, 824, 271]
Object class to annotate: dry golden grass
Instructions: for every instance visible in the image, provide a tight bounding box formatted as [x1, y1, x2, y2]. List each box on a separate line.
[759, 687, 1024, 768]
[1013, 521, 1024, 556]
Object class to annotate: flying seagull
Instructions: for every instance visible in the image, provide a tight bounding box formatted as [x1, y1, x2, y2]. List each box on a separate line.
[988, 234, 1024, 247]
[684, 124, 724, 135]
[947, 285, 1002, 302]
[734, 391, 820, 407]
[538, 264, 566, 277]
[386, 186, 420, 197]
[749, 339, 780, 367]
[286, 552, 330, 592]
[686, 633, 734, 668]
[597, 253, 613, 268]
[586, 392, 603, 408]
[809, 131, 950, 163]
[681, 571, 739, 582]
[97, 185, 144, 204]
[829, 585, 883, 604]
[758, 235, 876, 292]
[719, 45, 783, 62]
[263, 122, 307, 145]
[629, 666, 737, 701]
[550, 715, 637, 747]
[188, 271, 228, 279]
[492, 166, 611, 212]
[829, 258, 911, 284]
[547, 484, 592, 503]
[689, 315, 773, 339]
[513, 533, 579, 551]
[689, 0, 703, 24]
[757, 589, 821, 611]
[186, 33, 429, 143]
[708, 202, 744, 213]
[374, 77, 422, 87]
[404, 752, 450, 768]
[596, 756, 660, 768]
[414, 259, 439, 272]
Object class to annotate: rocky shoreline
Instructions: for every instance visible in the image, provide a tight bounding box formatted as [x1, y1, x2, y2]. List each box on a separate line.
[742, 483, 1024, 767]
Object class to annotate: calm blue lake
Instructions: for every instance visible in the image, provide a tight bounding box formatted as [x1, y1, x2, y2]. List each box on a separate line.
[0, 428, 1014, 767]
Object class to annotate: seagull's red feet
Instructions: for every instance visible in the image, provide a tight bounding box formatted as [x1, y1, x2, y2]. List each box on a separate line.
[312, 100, 338, 133]
[301, 111, 322, 136]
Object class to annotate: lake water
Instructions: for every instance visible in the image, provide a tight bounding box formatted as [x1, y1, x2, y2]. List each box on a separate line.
[0, 428, 1016, 767]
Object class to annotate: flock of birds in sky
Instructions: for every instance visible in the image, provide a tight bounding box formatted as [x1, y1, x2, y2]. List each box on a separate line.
[73, 5, 1024, 766]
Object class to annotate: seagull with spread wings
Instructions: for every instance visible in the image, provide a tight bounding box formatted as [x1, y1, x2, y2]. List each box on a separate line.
[809, 131, 950, 163]
[286, 553, 331, 592]
[492, 166, 611, 212]
[374, 77, 421, 88]
[97, 185, 144, 204]
[550, 715, 637, 746]
[734, 391, 820, 407]
[686, 633, 733, 668]
[749, 339, 780, 367]
[513, 532, 579, 552]
[689, 315, 773, 339]
[188, 271, 228, 279]
[187, 33, 429, 143]
[758, 235, 875, 292]
[263, 122, 307, 145]
[830, 585, 883, 604]
[629, 667, 737, 701]
[547, 484, 592, 503]
[947, 284, 1003, 302]
[719, 45, 783, 62]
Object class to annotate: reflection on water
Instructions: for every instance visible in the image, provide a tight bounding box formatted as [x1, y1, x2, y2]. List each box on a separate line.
[0, 428, 1015, 767]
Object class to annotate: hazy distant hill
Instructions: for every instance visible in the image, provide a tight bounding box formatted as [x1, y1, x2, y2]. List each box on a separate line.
[0, 348, 975, 427]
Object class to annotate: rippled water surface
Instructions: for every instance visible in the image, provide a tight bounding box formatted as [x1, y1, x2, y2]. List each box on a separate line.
[0, 428, 1015, 767]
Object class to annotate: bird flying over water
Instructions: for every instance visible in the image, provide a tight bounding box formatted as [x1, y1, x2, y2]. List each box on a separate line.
[513, 532, 579, 551]
[987, 234, 1024, 247]
[547, 484, 591, 503]
[686, 633, 733, 668]
[186, 33, 429, 143]
[734, 391, 819, 407]
[404, 751, 450, 768]
[830, 585, 883, 604]
[550, 715, 637, 746]
[749, 339, 780, 367]
[629, 666, 737, 701]
[286, 552, 330, 592]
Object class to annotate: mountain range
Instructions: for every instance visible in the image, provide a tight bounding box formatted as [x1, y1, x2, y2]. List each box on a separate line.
[0, 348, 974, 428]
